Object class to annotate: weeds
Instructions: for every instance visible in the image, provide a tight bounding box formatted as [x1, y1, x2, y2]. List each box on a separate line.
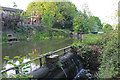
[73, 31, 119, 78]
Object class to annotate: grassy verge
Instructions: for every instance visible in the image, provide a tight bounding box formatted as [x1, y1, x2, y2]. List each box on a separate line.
[82, 34, 103, 45]
[72, 31, 119, 78]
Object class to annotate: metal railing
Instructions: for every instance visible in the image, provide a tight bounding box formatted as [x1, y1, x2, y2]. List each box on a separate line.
[1, 46, 72, 74]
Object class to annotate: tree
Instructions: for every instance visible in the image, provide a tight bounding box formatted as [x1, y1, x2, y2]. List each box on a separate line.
[73, 11, 89, 33]
[94, 17, 103, 30]
[88, 16, 98, 32]
[88, 16, 103, 32]
[26, 2, 77, 30]
[73, 11, 103, 33]
[41, 10, 54, 30]
[73, 3, 103, 33]
[103, 24, 113, 32]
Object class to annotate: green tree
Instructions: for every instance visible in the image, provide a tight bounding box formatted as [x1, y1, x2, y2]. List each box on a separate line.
[88, 16, 98, 32]
[94, 17, 103, 31]
[73, 12, 102, 33]
[88, 16, 103, 32]
[26, 2, 77, 30]
[103, 24, 113, 32]
[21, 11, 29, 19]
[41, 10, 54, 32]
[73, 11, 89, 33]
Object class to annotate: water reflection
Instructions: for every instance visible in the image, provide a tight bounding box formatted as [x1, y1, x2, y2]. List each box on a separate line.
[4, 58, 40, 77]
[2, 38, 73, 76]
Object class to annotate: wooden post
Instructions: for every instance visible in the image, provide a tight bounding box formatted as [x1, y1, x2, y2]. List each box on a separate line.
[15, 67, 19, 74]
[71, 46, 77, 54]
[80, 34, 83, 42]
[64, 49, 66, 54]
[39, 58, 42, 67]
[45, 56, 48, 64]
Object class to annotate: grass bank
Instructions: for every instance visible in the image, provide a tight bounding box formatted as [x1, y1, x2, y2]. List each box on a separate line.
[72, 31, 119, 78]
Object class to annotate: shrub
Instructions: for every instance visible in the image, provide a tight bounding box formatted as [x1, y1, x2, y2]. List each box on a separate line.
[73, 31, 119, 78]
[95, 31, 119, 78]
[2, 56, 33, 78]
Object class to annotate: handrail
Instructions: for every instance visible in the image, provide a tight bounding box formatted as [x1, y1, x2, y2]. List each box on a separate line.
[1, 46, 72, 74]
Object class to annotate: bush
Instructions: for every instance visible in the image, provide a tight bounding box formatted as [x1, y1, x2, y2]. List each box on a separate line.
[72, 31, 119, 78]
[95, 31, 119, 78]
[2, 56, 33, 78]
[103, 24, 113, 32]
[1, 37, 8, 42]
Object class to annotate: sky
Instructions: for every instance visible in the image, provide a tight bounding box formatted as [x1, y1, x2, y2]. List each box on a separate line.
[71, 0, 118, 25]
[0, 0, 119, 25]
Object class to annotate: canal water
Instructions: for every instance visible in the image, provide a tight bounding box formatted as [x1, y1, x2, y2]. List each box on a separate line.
[2, 38, 74, 76]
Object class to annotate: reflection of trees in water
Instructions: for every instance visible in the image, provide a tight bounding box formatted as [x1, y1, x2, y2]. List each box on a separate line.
[28, 48, 41, 59]
[2, 38, 73, 67]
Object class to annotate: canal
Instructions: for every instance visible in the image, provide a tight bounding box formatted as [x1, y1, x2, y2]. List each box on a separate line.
[2, 38, 74, 76]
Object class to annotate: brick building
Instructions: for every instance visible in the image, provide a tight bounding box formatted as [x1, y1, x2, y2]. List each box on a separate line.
[0, 6, 23, 30]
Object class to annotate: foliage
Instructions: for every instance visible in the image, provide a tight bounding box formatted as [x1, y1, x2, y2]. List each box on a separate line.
[82, 34, 103, 45]
[73, 11, 89, 33]
[88, 16, 103, 32]
[3, 56, 33, 78]
[41, 10, 54, 28]
[88, 16, 97, 32]
[94, 17, 103, 31]
[52, 28, 71, 34]
[16, 35, 27, 40]
[95, 31, 119, 78]
[32, 32, 51, 40]
[73, 11, 103, 33]
[20, 11, 29, 20]
[26, 2, 77, 30]
[72, 34, 103, 45]
[103, 24, 113, 32]
[1, 37, 8, 42]
[73, 31, 119, 78]
[31, 28, 70, 40]
[72, 41, 83, 47]
[14, 25, 24, 33]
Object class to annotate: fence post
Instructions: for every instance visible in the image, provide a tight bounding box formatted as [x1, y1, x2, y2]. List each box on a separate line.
[71, 46, 77, 54]
[45, 56, 48, 64]
[64, 49, 66, 54]
[39, 58, 42, 67]
[80, 33, 83, 42]
[15, 67, 19, 74]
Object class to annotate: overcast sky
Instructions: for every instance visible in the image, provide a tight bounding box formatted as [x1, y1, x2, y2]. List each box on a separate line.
[0, 0, 119, 25]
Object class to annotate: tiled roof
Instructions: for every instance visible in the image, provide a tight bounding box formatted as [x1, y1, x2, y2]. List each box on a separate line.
[1, 6, 23, 12]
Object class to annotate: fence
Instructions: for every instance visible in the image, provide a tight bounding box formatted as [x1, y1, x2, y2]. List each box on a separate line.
[1, 46, 73, 74]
